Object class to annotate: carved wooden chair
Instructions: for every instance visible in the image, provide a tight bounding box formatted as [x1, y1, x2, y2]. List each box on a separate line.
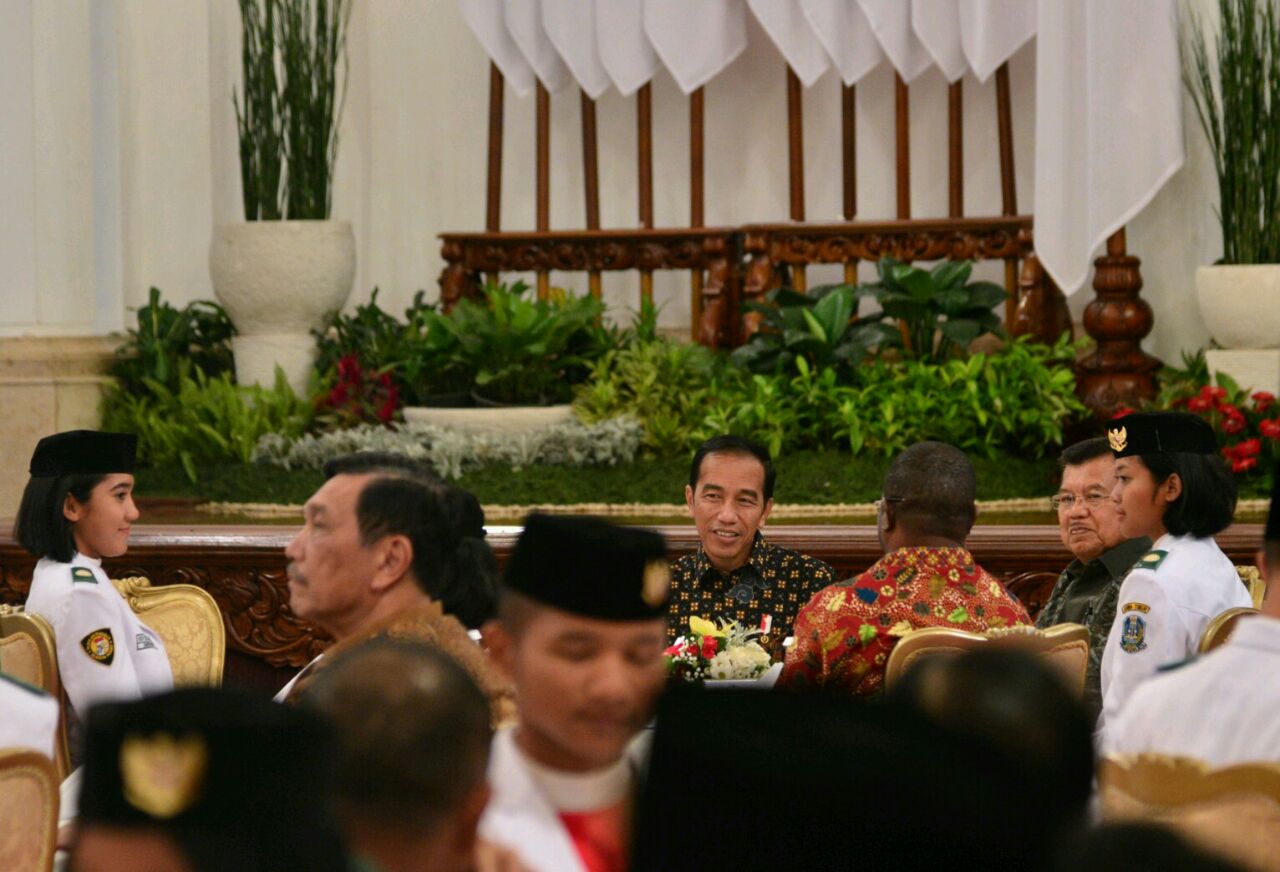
[1237, 565, 1267, 610]
[0, 749, 58, 872]
[0, 606, 71, 780]
[1198, 607, 1260, 654]
[1099, 754, 1280, 871]
[111, 577, 225, 687]
[883, 623, 1091, 698]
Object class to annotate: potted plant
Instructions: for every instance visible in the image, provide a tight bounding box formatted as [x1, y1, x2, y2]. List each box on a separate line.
[209, 0, 354, 393]
[1186, 0, 1280, 389]
[401, 281, 611, 435]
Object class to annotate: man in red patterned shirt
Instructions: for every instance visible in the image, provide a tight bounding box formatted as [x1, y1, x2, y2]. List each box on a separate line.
[779, 441, 1031, 695]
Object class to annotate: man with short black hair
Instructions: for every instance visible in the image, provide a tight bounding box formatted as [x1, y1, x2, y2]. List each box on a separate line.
[1036, 437, 1151, 722]
[668, 435, 833, 657]
[276, 455, 510, 723]
[779, 441, 1031, 695]
[302, 640, 495, 872]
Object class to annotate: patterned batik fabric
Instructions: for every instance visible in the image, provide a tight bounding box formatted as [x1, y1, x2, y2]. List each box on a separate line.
[667, 534, 835, 660]
[777, 546, 1032, 696]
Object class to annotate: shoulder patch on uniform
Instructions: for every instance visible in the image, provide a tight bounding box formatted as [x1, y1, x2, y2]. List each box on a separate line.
[81, 628, 115, 665]
[1157, 655, 1197, 674]
[71, 566, 97, 584]
[0, 670, 49, 698]
[1122, 602, 1151, 614]
[1120, 614, 1148, 653]
[1136, 550, 1168, 570]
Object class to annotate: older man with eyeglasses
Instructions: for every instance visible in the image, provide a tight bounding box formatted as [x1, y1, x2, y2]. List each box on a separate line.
[1036, 437, 1151, 723]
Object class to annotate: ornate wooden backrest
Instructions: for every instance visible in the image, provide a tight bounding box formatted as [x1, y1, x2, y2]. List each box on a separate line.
[1237, 565, 1267, 610]
[0, 606, 71, 780]
[110, 577, 225, 687]
[1099, 754, 1280, 871]
[883, 623, 1091, 697]
[1198, 607, 1260, 654]
[0, 749, 59, 872]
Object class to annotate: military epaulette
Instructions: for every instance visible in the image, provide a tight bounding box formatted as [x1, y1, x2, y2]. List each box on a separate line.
[1157, 655, 1198, 674]
[71, 566, 97, 584]
[1135, 550, 1168, 571]
[0, 670, 50, 698]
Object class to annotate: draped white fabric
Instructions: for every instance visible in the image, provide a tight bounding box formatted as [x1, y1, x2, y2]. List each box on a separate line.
[643, 0, 749, 94]
[595, 0, 658, 97]
[746, 0, 830, 88]
[459, 0, 1186, 296]
[1033, 0, 1184, 296]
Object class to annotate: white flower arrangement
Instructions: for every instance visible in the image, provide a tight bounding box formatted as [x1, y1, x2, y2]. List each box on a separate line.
[665, 617, 774, 683]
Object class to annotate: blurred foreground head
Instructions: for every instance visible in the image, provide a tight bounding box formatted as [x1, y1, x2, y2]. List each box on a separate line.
[72, 687, 349, 872]
[302, 640, 493, 872]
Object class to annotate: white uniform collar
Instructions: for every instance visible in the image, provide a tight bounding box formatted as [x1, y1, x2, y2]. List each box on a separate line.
[72, 552, 103, 570]
[512, 731, 631, 812]
[1226, 615, 1280, 654]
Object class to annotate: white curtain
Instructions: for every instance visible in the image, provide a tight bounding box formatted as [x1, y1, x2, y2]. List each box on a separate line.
[958, 0, 1037, 83]
[502, 0, 571, 92]
[856, 0, 933, 82]
[643, 0, 749, 94]
[457, 0, 536, 97]
[913, 0, 968, 83]
[746, 0, 830, 87]
[596, 0, 658, 96]
[542, 0, 610, 99]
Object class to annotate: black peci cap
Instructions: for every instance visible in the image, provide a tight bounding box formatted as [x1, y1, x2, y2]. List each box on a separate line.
[1106, 412, 1218, 458]
[503, 514, 670, 621]
[29, 430, 137, 477]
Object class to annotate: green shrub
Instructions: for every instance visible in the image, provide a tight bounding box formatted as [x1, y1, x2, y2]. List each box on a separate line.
[110, 287, 236, 395]
[103, 366, 312, 483]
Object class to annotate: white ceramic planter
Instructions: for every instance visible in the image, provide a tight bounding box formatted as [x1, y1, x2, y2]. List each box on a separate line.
[1195, 264, 1280, 349]
[209, 220, 356, 392]
[401, 403, 574, 436]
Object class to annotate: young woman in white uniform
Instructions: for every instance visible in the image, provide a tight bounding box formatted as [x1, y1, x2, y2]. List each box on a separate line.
[16, 431, 173, 723]
[1098, 411, 1252, 734]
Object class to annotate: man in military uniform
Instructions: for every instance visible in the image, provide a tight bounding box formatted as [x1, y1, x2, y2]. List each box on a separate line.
[668, 435, 833, 658]
[480, 514, 670, 872]
[1036, 437, 1151, 722]
[1105, 470, 1280, 766]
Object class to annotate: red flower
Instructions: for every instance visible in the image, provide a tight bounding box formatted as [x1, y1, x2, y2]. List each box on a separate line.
[1222, 414, 1246, 435]
[1210, 386, 1229, 400]
[663, 644, 683, 657]
[1187, 396, 1212, 413]
[1261, 419, 1280, 440]
[337, 354, 362, 381]
[700, 636, 719, 659]
[1232, 456, 1259, 474]
[1253, 392, 1276, 412]
[1112, 406, 1136, 419]
[1237, 438, 1262, 457]
[1220, 402, 1240, 418]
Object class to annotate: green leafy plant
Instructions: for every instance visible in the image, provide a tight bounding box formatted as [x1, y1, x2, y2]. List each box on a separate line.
[233, 0, 350, 220]
[438, 281, 608, 405]
[103, 364, 312, 483]
[109, 287, 236, 395]
[1184, 0, 1280, 263]
[731, 285, 879, 375]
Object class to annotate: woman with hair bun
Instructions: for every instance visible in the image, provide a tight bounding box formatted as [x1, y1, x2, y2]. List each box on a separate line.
[15, 430, 173, 723]
[1099, 411, 1252, 733]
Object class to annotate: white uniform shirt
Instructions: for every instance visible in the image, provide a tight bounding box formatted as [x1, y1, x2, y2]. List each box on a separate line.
[479, 728, 633, 872]
[1099, 533, 1252, 734]
[23, 554, 173, 717]
[0, 672, 59, 760]
[1105, 615, 1280, 766]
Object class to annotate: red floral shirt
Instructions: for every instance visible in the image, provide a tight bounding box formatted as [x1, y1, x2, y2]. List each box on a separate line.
[778, 546, 1031, 696]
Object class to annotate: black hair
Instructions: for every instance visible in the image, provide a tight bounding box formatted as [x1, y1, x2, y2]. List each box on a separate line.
[301, 640, 492, 834]
[688, 435, 776, 501]
[14, 473, 107, 562]
[1058, 436, 1113, 469]
[323, 451, 443, 485]
[1134, 452, 1237, 538]
[339, 462, 497, 629]
[882, 441, 977, 543]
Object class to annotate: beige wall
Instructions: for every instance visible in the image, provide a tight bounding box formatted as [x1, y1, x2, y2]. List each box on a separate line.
[0, 0, 1220, 363]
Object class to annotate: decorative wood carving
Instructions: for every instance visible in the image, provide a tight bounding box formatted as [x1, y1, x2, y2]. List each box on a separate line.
[746, 217, 1034, 267]
[1012, 251, 1073, 344]
[699, 236, 738, 348]
[1076, 230, 1162, 417]
[741, 230, 774, 342]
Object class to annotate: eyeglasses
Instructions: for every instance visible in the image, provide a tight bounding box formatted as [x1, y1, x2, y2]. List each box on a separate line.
[1050, 493, 1111, 512]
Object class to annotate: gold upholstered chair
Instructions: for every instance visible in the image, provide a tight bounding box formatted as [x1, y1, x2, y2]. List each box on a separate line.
[883, 623, 1091, 698]
[111, 577, 225, 687]
[1237, 565, 1267, 610]
[0, 606, 71, 780]
[0, 749, 59, 872]
[1198, 607, 1261, 654]
[1099, 754, 1280, 872]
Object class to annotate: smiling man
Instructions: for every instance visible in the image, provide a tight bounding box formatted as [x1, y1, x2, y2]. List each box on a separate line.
[1035, 437, 1151, 722]
[480, 513, 670, 872]
[668, 435, 833, 658]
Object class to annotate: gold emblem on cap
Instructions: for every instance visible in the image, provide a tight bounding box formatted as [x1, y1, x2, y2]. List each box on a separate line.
[642, 559, 670, 607]
[120, 733, 208, 819]
[1108, 426, 1128, 452]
